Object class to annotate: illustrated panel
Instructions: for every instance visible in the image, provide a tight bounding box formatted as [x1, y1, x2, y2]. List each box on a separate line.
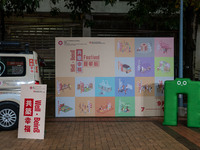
[155, 38, 174, 57]
[115, 38, 135, 57]
[115, 57, 135, 77]
[155, 77, 174, 97]
[75, 97, 95, 116]
[95, 97, 115, 116]
[75, 77, 95, 97]
[135, 38, 154, 57]
[155, 57, 174, 77]
[115, 77, 135, 97]
[115, 97, 135, 116]
[135, 77, 155, 97]
[56, 77, 75, 97]
[135, 57, 154, 77]
[95, 77, 115, 97]
[56, 97, 75, 117]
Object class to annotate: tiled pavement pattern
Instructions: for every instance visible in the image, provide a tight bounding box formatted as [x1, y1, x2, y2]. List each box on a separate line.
[0, 117, 200, 150]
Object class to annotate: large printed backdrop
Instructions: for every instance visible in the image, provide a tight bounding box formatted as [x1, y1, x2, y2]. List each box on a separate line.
[55, 37, 174, 117]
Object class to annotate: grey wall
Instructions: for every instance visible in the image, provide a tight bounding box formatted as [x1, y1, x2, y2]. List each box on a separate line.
[37, 0, 131, 13]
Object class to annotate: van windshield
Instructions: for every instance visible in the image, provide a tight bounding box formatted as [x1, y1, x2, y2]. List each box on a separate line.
[0, 57, 26, 77]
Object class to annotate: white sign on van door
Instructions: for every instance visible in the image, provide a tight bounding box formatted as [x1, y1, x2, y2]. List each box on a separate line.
[18, 84, 47, 139]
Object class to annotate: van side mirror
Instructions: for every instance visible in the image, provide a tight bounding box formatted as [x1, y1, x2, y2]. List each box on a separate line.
[39, 59, 46, 67]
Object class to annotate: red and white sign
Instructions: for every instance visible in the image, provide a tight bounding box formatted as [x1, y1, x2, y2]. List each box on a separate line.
[76, 49, 83, 73]
[18, 84, 47, 139]
[29, 59, 34, 66]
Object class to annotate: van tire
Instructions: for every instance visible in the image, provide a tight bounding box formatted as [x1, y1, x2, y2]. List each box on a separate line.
[0, 103, 19, 130]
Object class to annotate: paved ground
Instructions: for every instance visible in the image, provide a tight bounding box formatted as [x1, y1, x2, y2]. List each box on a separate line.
[0, 117, 200, 150]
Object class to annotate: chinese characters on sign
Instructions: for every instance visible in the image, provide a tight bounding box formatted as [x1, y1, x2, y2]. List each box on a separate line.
[76, 49, 83, 73]
[24, 99, 33, 116]
[29, 59, 39, 73]
[29, 59, 34, 73]
[70, 50, 75, 72]
[18, 85, 47, 139]
[70, 49, 100, 73]
[23, 99, 42, 133]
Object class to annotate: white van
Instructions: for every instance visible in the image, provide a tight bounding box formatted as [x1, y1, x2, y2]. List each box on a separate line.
[0, 46, 41, 130]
